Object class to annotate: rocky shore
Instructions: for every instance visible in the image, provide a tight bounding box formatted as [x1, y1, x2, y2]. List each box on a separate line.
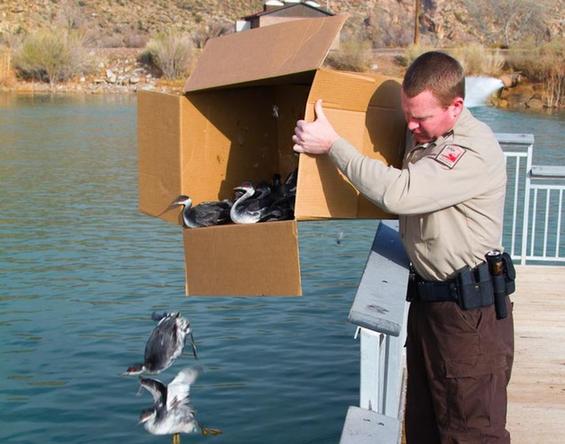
[1, 48, 185, 95]
[1, 48, 558, 114]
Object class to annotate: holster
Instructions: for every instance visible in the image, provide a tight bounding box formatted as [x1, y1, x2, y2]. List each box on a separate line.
[456, 262, 494, 310]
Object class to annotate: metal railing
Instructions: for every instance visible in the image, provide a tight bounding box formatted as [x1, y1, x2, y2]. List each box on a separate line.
[499, 133, 565, 264]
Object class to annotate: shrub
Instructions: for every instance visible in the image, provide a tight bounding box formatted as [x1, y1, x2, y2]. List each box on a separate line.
[397, 44, 434, 67]
[191, 20, 233, 49]
[507, 39, 564, 108]
[12, 29, 92, 87]
[450, 44, 505, 76]
[140, 31, 193, 79]
[324, 39, 372, 73]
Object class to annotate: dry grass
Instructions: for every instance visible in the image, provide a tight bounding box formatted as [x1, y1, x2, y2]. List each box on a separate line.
[140, 31, 194, 80]
[398, 44, 505, 77]
[324, 39, 372, 73]
[450, 44, 505, 76]
[507, 39, 564, 108]
[12, 29, 93, 88]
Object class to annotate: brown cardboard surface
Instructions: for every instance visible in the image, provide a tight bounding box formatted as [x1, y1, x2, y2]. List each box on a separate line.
[295, 69, 405, 220]
[184, 14, 347, 92]
[181, 87, 281, 205]
[138, 15, 407, 296]
[183, 220, 301, 296]
[137, 91, 182, 224]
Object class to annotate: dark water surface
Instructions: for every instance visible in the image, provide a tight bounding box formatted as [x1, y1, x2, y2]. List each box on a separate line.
[0, 93, 563, 443]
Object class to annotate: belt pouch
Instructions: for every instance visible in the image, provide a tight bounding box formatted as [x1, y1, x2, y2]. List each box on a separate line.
[457, 264, 494, 310]
[476, 262, 495, 307]
[502, 252, 516, 295]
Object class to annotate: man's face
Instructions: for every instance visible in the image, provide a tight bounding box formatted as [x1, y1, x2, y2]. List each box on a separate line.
[401, 89, 462, 144]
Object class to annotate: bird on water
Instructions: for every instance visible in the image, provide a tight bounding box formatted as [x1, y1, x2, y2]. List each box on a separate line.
[123, 312, 198, 376]
[138, 367, 222, 443]
[167, 195, 232, 228]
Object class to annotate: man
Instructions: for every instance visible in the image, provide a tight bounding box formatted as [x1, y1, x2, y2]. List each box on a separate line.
[293, 51, 514, 443]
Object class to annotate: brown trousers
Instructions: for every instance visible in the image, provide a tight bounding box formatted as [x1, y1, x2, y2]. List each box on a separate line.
[405, 297, 514, 444]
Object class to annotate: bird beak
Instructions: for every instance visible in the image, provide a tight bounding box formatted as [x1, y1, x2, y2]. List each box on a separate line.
[157, 195, 188, 216]
[189, 331, 198, 359]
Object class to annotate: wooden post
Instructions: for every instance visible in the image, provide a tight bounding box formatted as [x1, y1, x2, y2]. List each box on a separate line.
[0, 48, 12, 83]
[413, 0, 420, 45]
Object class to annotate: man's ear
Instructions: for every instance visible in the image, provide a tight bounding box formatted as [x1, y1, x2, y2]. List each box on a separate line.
[451, 97, 464, 119]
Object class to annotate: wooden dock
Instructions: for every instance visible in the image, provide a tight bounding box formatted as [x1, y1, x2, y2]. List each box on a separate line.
[508, 265, 565, 443]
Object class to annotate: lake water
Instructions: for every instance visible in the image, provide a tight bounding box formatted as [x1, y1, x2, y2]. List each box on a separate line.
[0, 93, 563, 444]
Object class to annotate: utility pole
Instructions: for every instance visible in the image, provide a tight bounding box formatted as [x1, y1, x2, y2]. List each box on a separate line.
[413, 0, 420, 45]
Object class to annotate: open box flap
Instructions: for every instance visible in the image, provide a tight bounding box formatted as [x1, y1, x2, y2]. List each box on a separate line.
[295, 69, 406, 220]
[184, 14, 347, 92]
[138, 90, 183, 223]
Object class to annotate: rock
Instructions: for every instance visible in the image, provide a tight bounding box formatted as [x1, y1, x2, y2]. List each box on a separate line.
[500, 74, 516, 88]
[527, 98, 544, 110]
[129, 76, 140, 84]
[107, 75, 117, 84]
[79, 76, 86, 83]
[106, 69, 114, 78]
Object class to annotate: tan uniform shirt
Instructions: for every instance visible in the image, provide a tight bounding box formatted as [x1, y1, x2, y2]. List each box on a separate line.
[329, 108, 506, 281]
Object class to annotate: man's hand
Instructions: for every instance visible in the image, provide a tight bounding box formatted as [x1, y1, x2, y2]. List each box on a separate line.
[292, 99, 340, 155]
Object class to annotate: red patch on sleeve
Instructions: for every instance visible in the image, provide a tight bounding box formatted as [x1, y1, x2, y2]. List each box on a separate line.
[434, 144, 466, 169]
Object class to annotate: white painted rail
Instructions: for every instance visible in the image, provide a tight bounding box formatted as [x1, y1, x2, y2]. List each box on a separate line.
[340, 221, 409, 444]
[498, 134, 565, 264]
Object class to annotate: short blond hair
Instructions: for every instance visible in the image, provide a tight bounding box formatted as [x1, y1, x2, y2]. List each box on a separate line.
[402, 51, 465, 107]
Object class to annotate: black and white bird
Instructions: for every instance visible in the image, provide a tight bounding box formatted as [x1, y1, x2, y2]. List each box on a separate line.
[138, 367, 222, 443]
[167, 195, 232, 228]
[123, 312, 197, 376]
[230, 181, 272, 224]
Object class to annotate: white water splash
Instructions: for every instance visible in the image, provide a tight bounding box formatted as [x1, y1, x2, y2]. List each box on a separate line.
[465, 76, 504, 108]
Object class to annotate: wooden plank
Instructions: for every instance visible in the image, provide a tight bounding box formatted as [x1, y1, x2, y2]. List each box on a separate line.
[495, 133, 535, 145]
[340, 406, 400, 444]
[530, 165, 565, 178]
[507, 265, 565, 444]
[348, 220, 410, 336]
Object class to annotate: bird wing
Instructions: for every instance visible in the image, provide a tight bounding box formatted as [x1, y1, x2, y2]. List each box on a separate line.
[166, 366, 201, 410]
[139, 377, 167, 406]
[193, 202, 231, 226]
[144, 317, 179, 372]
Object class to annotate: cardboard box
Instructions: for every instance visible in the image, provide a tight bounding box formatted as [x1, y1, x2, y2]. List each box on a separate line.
[137, 14, 406, 296]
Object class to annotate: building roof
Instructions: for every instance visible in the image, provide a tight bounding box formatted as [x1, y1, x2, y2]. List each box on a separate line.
[242, 2, 334, 20]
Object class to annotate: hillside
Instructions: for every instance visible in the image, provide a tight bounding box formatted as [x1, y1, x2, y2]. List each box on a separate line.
[1, 0, 563, 49]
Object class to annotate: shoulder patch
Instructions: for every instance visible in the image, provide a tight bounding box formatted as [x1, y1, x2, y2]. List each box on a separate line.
[434, 144, 466, 169]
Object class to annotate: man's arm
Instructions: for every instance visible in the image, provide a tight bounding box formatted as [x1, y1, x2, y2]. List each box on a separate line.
[293, 100, 495, 215]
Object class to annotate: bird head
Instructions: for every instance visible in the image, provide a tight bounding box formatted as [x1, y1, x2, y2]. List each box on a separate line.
[169, 195, 192, 208]
[122, 363, 145, 376]
[138, 408, 156, 424]
[233, 182, 255, 197]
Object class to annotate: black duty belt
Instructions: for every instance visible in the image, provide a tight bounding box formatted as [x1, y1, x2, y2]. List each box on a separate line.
[406, 273, 460, 303]
[406, 253, 516, 319]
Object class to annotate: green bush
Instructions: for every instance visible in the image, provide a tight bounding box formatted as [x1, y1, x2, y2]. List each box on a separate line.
[324, 40, 372, 73]
[140, 31, 193, 79]
[13, 29, 91, 87]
